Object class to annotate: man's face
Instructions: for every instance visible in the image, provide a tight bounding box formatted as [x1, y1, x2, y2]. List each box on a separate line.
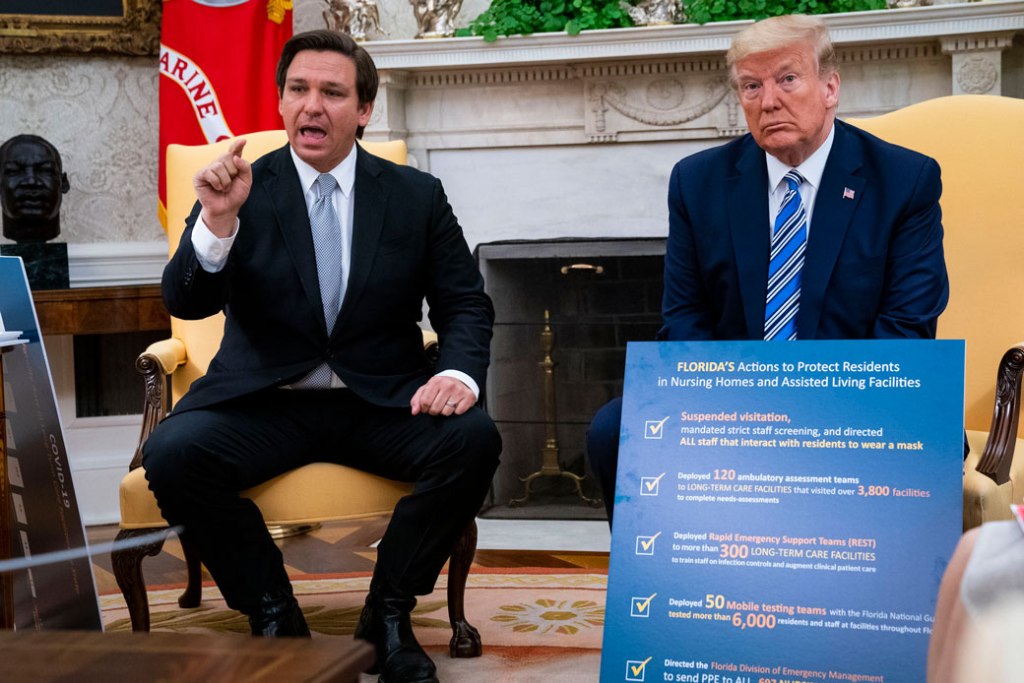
[734, 41, 840, 167]
[278, 49, 374, 173]
[1, 140, 67, 224]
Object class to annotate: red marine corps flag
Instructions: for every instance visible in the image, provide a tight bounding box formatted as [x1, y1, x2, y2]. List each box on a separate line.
[158, 0, 293, 226]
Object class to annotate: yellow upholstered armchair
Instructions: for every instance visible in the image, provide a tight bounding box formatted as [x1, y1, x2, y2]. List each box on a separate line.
[849, 96, 1024, 530]
[112, 132, 481, 657]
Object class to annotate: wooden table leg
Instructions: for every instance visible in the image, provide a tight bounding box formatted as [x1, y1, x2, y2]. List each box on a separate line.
[0, 350, 14, 629]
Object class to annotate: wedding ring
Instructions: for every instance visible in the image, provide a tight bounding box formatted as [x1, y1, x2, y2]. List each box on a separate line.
[446, 400, 458, 407]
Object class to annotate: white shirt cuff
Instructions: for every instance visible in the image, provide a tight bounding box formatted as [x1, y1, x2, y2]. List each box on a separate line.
[191, 214, 239, 273]
[436, 369, 480, 401]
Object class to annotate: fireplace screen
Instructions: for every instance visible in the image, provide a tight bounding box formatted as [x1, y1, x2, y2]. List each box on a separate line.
[476, 239, 665, 519]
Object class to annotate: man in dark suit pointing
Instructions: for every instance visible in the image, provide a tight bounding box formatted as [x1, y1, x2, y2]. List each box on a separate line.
[143, 30, 500, 683]
[588, 14, 949, 524]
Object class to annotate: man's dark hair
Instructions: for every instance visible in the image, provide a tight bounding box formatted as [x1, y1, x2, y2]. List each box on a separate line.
[276, 30, 379, 107]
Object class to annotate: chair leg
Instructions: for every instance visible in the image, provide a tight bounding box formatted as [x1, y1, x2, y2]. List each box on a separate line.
[177, 533, 203, 609]
[447, 518, 482, 658]
[110, 528, 165, 632]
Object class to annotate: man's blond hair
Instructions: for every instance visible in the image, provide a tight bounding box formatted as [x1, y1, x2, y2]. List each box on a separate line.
[726, 14, 838, 88]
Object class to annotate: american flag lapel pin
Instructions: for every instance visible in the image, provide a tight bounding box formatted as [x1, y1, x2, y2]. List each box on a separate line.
[843, 187, 856, 200]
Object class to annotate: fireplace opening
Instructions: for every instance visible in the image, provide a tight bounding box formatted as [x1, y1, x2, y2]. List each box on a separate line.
[476, 238, 665, 520]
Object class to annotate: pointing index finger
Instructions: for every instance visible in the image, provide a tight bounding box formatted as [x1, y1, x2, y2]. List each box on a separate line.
[228, 137, 247, 159]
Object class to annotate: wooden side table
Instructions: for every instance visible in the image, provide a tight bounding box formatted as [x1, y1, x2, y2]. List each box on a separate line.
[0, 630, 375, 682]
[32, 284, 168, 336]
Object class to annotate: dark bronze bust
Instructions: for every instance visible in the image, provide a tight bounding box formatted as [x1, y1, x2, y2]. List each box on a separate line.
[1, 134, 70, 243]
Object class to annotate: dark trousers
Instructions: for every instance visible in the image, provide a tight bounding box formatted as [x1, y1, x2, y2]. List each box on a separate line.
[586, 396, 622, 527]
[142, 388, 501, 613]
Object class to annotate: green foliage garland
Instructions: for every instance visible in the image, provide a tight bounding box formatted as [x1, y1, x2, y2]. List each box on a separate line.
[460, 0, 635, 42]
[685, 0, 886, 25]
[460, 0, 886, 42]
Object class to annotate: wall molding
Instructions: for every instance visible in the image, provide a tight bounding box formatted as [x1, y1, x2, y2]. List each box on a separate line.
[67, 240, 166, 288]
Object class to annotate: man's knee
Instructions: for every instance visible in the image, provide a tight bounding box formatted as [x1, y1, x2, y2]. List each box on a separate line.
[142, 416, 213, 491]
[587, 397, 623, 471]
[141, 421, 181, 490]
[446, 409, 502, 473]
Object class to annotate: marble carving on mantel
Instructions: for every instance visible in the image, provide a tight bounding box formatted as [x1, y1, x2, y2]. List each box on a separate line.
[940, 33, 1016, 95]
[956, 55, 998, 92]
[585, 67, 731, 142]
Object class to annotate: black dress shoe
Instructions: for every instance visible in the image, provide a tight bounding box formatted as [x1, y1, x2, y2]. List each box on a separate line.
[248, 592, 311, 637]
[354, 584, 438, 683]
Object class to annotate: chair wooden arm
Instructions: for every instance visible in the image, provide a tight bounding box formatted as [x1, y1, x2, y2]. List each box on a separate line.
[144, 338, 188, 374]
[975, 342, 1024, 485]
[130, 338, 187, 471]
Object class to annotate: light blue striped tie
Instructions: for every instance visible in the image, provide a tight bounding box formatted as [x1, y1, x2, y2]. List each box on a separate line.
[764, 170, 807, 341]
[311, 173, 343, 333]
[294, 173, 343, 388]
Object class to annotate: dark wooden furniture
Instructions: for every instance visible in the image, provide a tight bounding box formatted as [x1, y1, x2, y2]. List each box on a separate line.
[0, 345, 14, 630]
[0, 630, 374, 682]
[32, 284, 168, 336]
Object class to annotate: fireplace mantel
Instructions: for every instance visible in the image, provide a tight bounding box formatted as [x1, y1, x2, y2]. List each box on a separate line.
[365, 1, 1024, 71]
[358, 2, 1023, 248]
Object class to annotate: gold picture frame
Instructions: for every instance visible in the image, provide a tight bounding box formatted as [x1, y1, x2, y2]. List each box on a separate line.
[0, 0, 160, 56]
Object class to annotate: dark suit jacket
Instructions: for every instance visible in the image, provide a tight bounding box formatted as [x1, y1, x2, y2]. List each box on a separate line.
[163, 144, 494, 414]
[659, 119, 949, 341]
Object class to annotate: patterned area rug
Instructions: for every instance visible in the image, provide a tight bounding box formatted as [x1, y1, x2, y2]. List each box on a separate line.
[100, 568, 606, 682]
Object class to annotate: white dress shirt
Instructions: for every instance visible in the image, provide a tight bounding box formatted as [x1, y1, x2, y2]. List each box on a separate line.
[764, 123, 836, 236]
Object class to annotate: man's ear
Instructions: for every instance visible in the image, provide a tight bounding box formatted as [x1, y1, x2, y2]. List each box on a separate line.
[824, 70, 840, 110]
[358, 100, 375, 128]
[60, 172, 70, 194]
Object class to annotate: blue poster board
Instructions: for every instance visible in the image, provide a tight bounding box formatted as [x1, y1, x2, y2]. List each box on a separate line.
[601, 340, 963, 683]
[0, 256, 102, 630]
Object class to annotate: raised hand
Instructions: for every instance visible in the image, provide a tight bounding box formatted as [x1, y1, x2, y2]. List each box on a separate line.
[193, 138, 252, 237]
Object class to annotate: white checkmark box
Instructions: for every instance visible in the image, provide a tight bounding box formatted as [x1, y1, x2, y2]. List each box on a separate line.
[635, 533, 659, 555]
[626, 657, 651, 681]
[630, 594, 655, 618]
[640, 473, 665, 496]
[644, 416, 670, 439]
